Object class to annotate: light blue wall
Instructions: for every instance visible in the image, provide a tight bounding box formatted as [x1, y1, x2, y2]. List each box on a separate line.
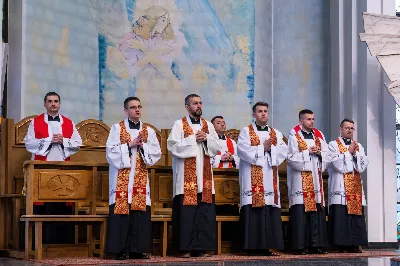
[22, 0, 99, 122]
[255, 0, 330, 138]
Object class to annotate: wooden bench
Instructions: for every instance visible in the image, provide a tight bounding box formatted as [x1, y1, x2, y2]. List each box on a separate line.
[20, 215, 107, 260]
[20, 160, 109, 259]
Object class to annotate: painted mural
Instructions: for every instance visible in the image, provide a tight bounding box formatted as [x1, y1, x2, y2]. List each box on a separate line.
[93, 0, 255, 128]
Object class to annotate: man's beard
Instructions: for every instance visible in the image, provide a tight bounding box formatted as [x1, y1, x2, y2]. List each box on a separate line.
[191, 109, 202, 118]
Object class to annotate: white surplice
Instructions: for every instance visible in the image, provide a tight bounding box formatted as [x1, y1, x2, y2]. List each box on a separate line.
[106, 119, 161, 206]
[237, 124, 288, 208]
[211, 137, 240, 168]
[286, 130, 330, 207]
[327, 138, 369, 206]
[167, 116, 222, 197]
[24, 114, 82, 161]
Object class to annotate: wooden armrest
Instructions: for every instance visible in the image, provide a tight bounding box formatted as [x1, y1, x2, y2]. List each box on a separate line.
[20, 215, 107, 222]
[153, 208, 172, 215]
[0, 194, 24, 198]
[82, 207, 109, 215]
[151, 215, 172, 222]
[216, 216, 240, 222]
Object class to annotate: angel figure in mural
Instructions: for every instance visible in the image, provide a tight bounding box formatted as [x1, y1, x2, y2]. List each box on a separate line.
[98, 2, 187, 125]
[108, 6, 175, 79]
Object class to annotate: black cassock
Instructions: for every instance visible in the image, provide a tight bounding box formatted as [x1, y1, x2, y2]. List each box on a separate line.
[290, 204, 328, 250]
[240, 205, 284, 250]
[105, 204, 152, 254]
[172, 193, 217, 252]
[328, 205, 368, 247]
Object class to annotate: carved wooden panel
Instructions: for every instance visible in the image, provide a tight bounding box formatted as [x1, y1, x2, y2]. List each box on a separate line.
[36, 170, 90, 200]
[158, 175, 173, 202]
[214, 176, 240, 204]
[76, 119, 110, 147]
[225, 129, 240, 143]
[14, 115, 37, 144]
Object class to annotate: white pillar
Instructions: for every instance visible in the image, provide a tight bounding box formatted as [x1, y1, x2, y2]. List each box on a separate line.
[331, 0, 398, 246]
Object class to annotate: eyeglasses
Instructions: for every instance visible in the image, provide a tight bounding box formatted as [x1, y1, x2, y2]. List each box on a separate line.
[343, 127, 355, 131]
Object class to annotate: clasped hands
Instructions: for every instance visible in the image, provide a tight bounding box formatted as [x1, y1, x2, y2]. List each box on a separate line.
[348, 142, 357, 155]
[195, 130, 207, 142]
[263, 138, 272, 152]
[221, 152, 234, 162]
[308, 146, 321, 155]
[129, 135, 143, 148]
[51, 134, 63, 144]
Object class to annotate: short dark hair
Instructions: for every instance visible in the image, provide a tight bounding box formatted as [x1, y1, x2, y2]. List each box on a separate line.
[340, 118, 354, 127]
[299, 109, 313, 120]
[185, 94, 200, 106]
[211, 116, 224, 124]
[44, 92, 60, 102]
[124, 96, 140, 109]
[252, 101, 269, 113]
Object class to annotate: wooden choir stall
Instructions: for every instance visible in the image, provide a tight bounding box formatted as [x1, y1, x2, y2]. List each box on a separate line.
[0, 116, 329, 259]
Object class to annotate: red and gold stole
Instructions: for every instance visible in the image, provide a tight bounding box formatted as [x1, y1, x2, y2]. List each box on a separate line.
[248, 124, 279, 207]
[182, 117, 213, 205]
[335, 138, 362, 215]
[216, 137, 235, 168]
[114, 121, 148, 214]
[295, 133, 325, 212]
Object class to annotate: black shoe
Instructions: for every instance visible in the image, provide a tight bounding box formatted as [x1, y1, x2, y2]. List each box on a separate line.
[129, 252, 150, 259]
[338, 246, 348, 253]
[247, 250, 262, 256]
[309, 248, 328, 254]
[348, 247, 362, 253]
[116, 252, 127, 260]
[262, 249, 275, 256]
[297, 249, 307, 255]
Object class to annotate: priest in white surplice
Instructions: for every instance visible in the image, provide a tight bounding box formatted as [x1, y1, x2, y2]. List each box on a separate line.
[327, 119, 368, 253]
[287, 109, 329, 255]
[24, 92, 82, 161]
[105, 97, 161, 260]
[167, 94, 221, 258]
[210, 116, 239, 169]
[237, 102, 287, 256]
[24, 92, 82, 246]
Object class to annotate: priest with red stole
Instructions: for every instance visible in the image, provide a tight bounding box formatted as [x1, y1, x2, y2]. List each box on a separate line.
[327, 119, 368, 253]
[237, 102, 287, 256]
[287, 109, 329, 255]
[210, 116, 239, 169]
[105, 97, 161, 260]
[167, 94, 221, 258]
[24, 92, 82, 245]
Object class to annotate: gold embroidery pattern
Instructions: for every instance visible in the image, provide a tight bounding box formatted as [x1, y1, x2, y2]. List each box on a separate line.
[248, 124, 265, 207]
[200, 117, 213, 204]
[295, 133, 317, 212]
[182, 117, 198, 205]
[114, 121, 132, 215]
[336, 138, 362, 216]
[314, 137, 325, 208]
[181, 117, 213, 205]
[131, 125, 148, 211]
[269, 127, 279, 206]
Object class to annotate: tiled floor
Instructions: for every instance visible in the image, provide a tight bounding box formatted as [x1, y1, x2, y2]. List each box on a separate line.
[0, 257, 396, 266]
